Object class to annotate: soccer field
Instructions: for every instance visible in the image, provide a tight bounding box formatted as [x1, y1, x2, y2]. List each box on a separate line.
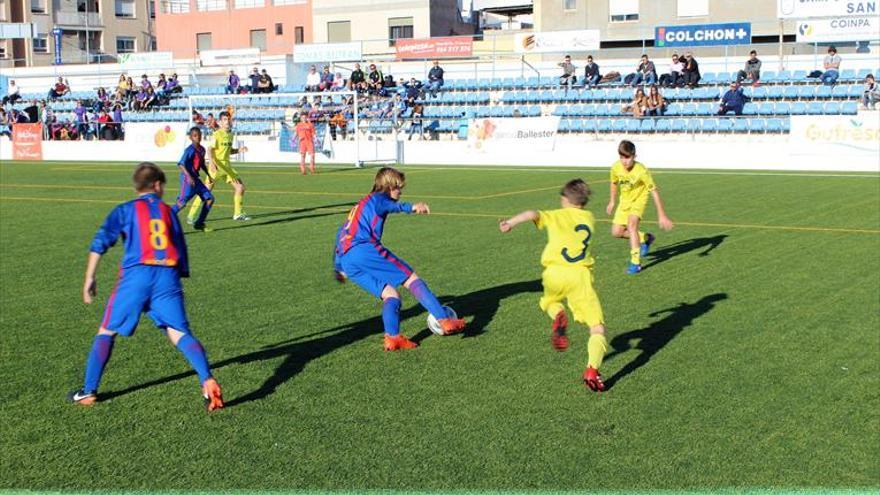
[1, 160, 878, 493]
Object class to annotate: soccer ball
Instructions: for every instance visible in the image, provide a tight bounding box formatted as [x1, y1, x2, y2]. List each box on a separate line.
[427, 306, 458, 336]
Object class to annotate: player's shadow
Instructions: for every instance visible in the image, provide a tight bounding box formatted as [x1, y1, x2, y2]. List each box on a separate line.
[98, 279, 542, 408]
[642, 235, 727, 270]
[603, 293, 728, 390]
[202, 202, 354, 233]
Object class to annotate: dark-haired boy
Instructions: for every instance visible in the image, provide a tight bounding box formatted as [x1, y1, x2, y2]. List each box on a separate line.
[499, 179, 609, 392]
[174, 127, 214, 230]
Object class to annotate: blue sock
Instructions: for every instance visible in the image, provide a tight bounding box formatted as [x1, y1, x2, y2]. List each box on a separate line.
[175, 334, 212, 384]
[382, 297, 401, 336]
[83, 334, 115, 393]
[408, 279, 446, 320]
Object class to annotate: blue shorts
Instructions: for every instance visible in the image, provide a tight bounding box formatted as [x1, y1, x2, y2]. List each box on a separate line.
[338, 242, 413, 298]
[173, 173, 213, 212]
[100, 265, 191, 336]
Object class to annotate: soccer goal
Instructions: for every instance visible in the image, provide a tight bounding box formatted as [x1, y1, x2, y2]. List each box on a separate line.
[186, 91, 401, 167]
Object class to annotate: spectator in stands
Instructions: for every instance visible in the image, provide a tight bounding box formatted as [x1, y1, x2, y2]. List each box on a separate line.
[583, 55, 601, 88]
[305, 65, 321, 92]
[737, 50, 762, 85]
[367, 64, 384, 95]
[48, 77, 70, 100]
[94, 87, 109, 112]
[718, 82, 747, 116]
[319, 66, 334, 91]
[621, 88, 649, 117]
[558, 54, 577, 88]
[645, 85, 667, 116]
[140, 74, 152, 91]
[205, 112, 219, 131]
[74, 100, 89, 139]
[350, 63, 367, 92]
[404, 77, 422, 106]
[331, 72, 347, 91]
[39, 101, 52, 138]
[820, 46, 841, 86]
[260, 69, 275, 93]
[427, 60, 444, 98]
[97, 109, 113, 140]
[248, 67, 260, 92]
[115, 74, 130, 102]
[156, 73, 168, 97]
[226, 70, 241, 94]
[133, 87, 147, 111]
[144, 86, 157, 110]
[407, 103, 424, 141]
[3, 79, 21, 106]
[660, 54, 684, 87]
[382, 73, 396, 97]
[0, 109, 11, 139]
[112, 103, 124, 138]
[682, 52, 701, 88]
[630, 54, 657, 87]
[861, 74, 880, 109]
[329, 111, 347, 141]
[166, 74, 182, 95]
[125, 76, 135, 100]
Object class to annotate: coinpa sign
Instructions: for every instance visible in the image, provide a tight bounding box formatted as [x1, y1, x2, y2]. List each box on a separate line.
[655, 22, 752, 47]
[797, 17, 880, 42]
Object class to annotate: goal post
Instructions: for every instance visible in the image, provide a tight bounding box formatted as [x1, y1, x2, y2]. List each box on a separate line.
[185, 90, 401, 167]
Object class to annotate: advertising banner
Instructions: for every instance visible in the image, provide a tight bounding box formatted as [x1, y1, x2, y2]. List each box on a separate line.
[125, 122, 189, 161]
[467, 117, 561, 153]
[293, 42, 362, 63]
[796, 17, 880, 42]
[778, 0, 876, 19]
[52, 27, 62, 65]
[790, 115, 880, 156]
[118, 51, 174, 71]
[200, 47, 261, 66]
[514, 30, 600, 53]
[655, 22, 751, 47]
[12, 123, 43, 161]
[395, 37, 473, 59]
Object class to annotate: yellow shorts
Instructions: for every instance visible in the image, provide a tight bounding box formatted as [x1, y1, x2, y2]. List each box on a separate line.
[539, 264, 604, 327]
[613, 201, 647, 226]
[208, 161, 241, 185]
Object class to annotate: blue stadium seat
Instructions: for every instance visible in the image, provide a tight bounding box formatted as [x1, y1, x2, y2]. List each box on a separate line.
[671, 119, 687, 132]
[559, 119, 571, 132]
[841, 101, 858, 114]
[774, 102, 791, 114]
[748, 118, 766, 133]
[776, 70, 792, 82]
[686, 119, 701, 133]
[807, 101, 824, 115]
[782, 86, 799, 100]
[583, 119, 598, 132]
[840, 69, 856, 81]
[797, 85, 816, 100]
[762, 71, 777, 83]
[792, 70, 808, 80]
[716, 118, 734, 132]
[639, 119, 655, 133]
[589, 88, 607, 101]
[766, 85, 785, 99]
[665, 87, 683, 100]
[732, 118, 749, 133]
[625, 119, 641, 133]
[702, 118, 718, 132]
[790, 102, 807, 115]
[846, 84, 864, 98]
[823, 101, 841, 114]
[743, 102, 758, 115]
[611, 119, 627, 133]
[681, 103, 697, 116]
[597, 119, 612, 132]
[666, 102, 682, 116]
[830, 84, 850, 99]
[655, 119, 671, 132]
[766, 118, 783, 132]
[856, 68, 871, 80]
[782, 118, 791, 132]
[553, 105, 569, 116]
[696, 102, 714, 115]
[814, 85, 832, 99]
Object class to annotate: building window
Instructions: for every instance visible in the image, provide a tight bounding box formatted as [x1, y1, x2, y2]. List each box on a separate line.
[275, 22, 282, 35]
[33, 35, 49, 53]
[149, 36, 157, 50]
[0, 41, 8, 58]
[234, 0, 263, 9]
[78, 0, 99, 13]
[388, 16, 413, 45]
[30, 0, 46, 13]
[160, 0, 189, 13]
[250, 29, 266, 51]
[327, 21, 350, 42]
[196, 32, 212, 51]
[564, 0, 576, 10]
[149, 0, 155, 17]
[294, 25, 303, 44]
[272, 0, 304, 4]
[115, 0, 135, 17]
[197, 0, 225, 10]
[609, 0, 638, 22]
[677, 0, 707, 17]
[117, 36, 135, 53]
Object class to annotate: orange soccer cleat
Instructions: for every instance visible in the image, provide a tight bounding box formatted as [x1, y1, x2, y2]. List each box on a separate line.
[438, 317, 466, 335]
[551, 310, 569, 351]
[384, 334, 419, 351]
[202, 377, 224, 412]
[583, 366, 606, 393]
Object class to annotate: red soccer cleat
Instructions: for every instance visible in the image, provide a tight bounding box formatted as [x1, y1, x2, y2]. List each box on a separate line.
[551, 310, 569, 351]
[384, 334, 419, 351]
[202, 378, 224, 412]
[583, 366, 606, 392]
[438, 317, 466, 335]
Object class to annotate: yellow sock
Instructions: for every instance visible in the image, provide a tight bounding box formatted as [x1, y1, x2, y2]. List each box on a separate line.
[587, 333, 608, 369]
[630, 248, 640, 265]
[188, 196, 202, 221]
[233, 194, 243, 217]
[638, 231, 646, 243]
[545, 302, 564, 320]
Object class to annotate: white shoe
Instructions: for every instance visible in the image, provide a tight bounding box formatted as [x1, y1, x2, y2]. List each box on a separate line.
[186, 217, 195, 225]
[233, 213, 251, 221]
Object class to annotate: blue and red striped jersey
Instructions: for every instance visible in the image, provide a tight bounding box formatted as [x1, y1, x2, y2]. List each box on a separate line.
[178, 144, 206, 179]
[335, 192, 413, 255]
[90, 193, 189, 276]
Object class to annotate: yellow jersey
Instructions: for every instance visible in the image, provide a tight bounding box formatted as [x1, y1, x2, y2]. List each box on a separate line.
[535, 208, 596, 268]
[211, 128, 234, 166]
[610, 160, 655, 208]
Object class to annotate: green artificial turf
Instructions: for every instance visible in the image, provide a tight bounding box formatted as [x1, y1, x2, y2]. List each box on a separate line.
[1, 161, 878, 493]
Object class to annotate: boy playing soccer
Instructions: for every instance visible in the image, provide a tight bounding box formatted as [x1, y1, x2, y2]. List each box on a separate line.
[188, 111, 251, 222]
[67, 163, 224, 411]
[606, 140, 674, 274]
[333, 167, 466, 351]
[294, 113, 317, 175]
[173, 126, 214, 230]
[500, 179, 609, 392]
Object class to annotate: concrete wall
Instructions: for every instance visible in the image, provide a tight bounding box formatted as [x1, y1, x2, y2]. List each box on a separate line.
[312, 0, 430, 46]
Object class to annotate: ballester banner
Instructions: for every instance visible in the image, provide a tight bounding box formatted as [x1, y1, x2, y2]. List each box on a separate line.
[395, 37, 473, 60]
[12, 123, 43, 161]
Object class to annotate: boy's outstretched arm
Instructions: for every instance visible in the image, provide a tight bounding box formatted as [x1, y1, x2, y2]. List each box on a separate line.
[83, 252, 102, 304]
[499, 210, 539, 233]
[651, 189, 674, 231]
[606, 183, 618, 215]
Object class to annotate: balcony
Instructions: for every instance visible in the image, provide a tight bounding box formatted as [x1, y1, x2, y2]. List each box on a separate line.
[54, 11, 103, 27]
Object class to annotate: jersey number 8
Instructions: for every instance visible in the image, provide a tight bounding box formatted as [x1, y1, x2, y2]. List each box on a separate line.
[148, 219, 169, 250]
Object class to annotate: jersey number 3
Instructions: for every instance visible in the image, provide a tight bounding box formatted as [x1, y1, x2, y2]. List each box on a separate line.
[148, 219, 169, 250]
[561, 224, 592, 263]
